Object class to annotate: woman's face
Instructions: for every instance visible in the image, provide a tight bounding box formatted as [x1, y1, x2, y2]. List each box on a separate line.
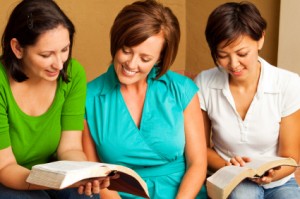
[113, 31, 165, 86]
[216, 35, 264, 81]
[17, 25, 70, 82]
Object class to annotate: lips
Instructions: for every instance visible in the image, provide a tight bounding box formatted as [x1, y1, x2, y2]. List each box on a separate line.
[231, 68, 242, 73]
[122, 65, 137, 76]
[231, 68, 243, 76]
[46, 70, 59, 77]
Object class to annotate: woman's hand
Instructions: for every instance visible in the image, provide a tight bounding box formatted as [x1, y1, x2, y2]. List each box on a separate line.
[100, 188, 122, 199]
[77, 177, 110, 196]
[226, 156, 251, 167]
[250, 166, 281, 185]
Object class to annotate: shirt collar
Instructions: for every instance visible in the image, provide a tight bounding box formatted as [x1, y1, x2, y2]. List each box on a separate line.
[209, 67, 228, 90]
[208, 57, 280, 97]
[100, 64, 119, 95]
[257, 57, 280, 96]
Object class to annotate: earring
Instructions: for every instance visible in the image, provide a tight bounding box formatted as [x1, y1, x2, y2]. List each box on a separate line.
[15, 53, 23, 59]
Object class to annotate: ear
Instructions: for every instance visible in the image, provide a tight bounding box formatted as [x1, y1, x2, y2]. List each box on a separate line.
[10, 38, 24, 59]
[258, 31, 265, 50]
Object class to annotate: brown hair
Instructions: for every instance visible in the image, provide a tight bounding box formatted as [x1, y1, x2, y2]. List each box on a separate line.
[205, 1, 267, 65]
[110, 0, 180, 78]
[1, 0, 75, 82]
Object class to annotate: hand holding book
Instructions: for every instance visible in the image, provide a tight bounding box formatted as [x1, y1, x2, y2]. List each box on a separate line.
[26, 161, 150, 198]
[206, 156, 299, 199]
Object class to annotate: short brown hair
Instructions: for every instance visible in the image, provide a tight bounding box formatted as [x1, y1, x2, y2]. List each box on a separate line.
[110, 0, 180, 78]
[205, 1, 267, 65]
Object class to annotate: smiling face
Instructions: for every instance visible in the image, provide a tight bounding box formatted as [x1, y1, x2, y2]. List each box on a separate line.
[16, 25, 70, 82]
[216, 35, 264, 82]
[113, 32, 165, 86]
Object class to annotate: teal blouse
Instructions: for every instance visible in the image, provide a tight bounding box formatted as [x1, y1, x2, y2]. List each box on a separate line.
[85, 65, 205, 198]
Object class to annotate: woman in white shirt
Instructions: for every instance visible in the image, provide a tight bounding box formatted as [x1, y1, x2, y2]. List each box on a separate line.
[194, 1, 300, 199]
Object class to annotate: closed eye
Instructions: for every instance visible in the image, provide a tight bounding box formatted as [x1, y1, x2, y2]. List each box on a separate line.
[122, 47, 131, 54]
[40, 53, 51, 58]
[238, 53, 248, 57]
[61, 46, 69, 53]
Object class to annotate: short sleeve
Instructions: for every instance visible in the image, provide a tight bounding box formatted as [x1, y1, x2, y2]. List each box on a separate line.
[181, 77, 199, 110]
[0, 84, 10, 149]
[61, 59, 87, 130]
[281, 73, 300, 117]
[194, 72, 207, 111]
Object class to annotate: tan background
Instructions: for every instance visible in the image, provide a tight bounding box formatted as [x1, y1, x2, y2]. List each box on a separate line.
[0, 0, 280, 81]
[278, 0, 300, 74]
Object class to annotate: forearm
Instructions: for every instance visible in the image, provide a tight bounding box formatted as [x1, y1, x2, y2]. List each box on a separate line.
[207, 148, 227, 172]
[271, 164, 297, 182]
[57, 130, 88, 161]
[0, 164, 48, 190]
[58, 149, 87, 161]
[0, 163, 29, 189]
[176, 162, 207, 199]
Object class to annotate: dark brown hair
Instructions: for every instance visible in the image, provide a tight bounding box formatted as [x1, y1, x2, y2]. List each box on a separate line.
[205, 1, 267, 65]
[110, 0, 180, 78]
[1, 0, 75, 82]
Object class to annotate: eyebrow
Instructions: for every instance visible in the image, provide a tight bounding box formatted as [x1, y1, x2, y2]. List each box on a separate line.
[217, 47, 248, 54]
[40, 43, 70, 53]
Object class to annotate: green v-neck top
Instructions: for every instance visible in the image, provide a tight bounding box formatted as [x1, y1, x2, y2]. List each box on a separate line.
[0, 59, 86, 169]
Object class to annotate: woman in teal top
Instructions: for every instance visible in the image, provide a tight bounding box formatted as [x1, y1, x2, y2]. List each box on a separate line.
[0, 0, 108, 198]
[83, 1, 208, 198]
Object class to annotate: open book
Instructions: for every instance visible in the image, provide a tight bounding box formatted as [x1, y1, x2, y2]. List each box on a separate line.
[206, 157, 299, 199]
[26, 161, 149, 198]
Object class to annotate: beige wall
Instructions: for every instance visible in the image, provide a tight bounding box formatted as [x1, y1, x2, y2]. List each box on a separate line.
[186, 0, 280, 75]
[278, 0, 300, 75]
[0, 0, 279, 81]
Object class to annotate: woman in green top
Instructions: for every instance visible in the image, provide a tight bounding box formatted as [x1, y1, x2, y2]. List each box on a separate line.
[0, 0, 109, 198]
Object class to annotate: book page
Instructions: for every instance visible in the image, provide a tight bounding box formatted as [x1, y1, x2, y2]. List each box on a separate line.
[244, 157, 298, 177]
[207, 166, 251, 190]
[32, 161, 109, 174]
[27, 161, 111, 189]
[26, 161, 150, 198]
[207, 166, 254, 199]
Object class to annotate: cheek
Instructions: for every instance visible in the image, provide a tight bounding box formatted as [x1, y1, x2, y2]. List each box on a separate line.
[62, 54, 69, 62]
[216, 59, 228, 68]
[139, 63, 155, 74]
[115, 49, 127, 60]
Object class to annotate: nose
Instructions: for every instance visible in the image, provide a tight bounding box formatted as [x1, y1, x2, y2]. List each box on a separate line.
[52, 55, 64, 70]
[126, 55, 138, 69]
[229, 56, 239, 69]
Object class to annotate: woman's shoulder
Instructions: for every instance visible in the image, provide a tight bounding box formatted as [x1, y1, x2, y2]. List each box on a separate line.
[164, 70, 197, 88]
[0, 62, 9, 87]
[86, 72, 110, 98]
[262, 59, 300, 84]
[68, 59, 86, 76]
[194, 67, 224, 88]
[195, 67, 220, 80]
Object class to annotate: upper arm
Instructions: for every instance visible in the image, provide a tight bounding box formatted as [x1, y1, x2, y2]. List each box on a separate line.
[278, 109, 300, 162]
[82, 120, 100, 162]
[202, 110, 212, 147]
[184, 94, 207, 166]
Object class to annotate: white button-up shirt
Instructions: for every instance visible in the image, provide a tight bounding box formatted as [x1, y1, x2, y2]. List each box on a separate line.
[194, 57, 300, 188]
